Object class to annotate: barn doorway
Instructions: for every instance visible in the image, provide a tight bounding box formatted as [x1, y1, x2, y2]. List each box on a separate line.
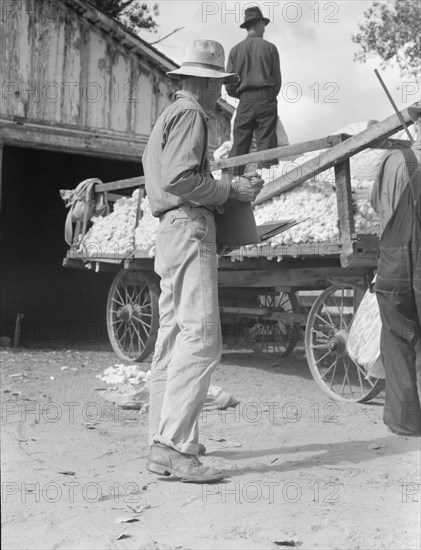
[0, 146, 142, 348]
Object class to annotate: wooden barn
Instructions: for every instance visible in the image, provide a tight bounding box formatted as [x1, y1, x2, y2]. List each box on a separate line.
[0, 0, 233, 346]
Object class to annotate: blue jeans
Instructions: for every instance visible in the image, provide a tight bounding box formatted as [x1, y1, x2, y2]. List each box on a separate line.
[148, 206, 222, 454]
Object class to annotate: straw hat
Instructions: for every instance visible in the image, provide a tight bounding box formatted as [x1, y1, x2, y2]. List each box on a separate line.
[167, 39, 239, 84]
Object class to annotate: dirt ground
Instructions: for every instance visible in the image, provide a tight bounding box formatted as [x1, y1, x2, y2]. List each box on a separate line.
[1, 345, 420, 550]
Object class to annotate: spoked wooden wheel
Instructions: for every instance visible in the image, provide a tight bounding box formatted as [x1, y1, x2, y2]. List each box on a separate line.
[107, 269, 159, 362]
[244, 291, 301, 358]
[305, 283, 385, 403]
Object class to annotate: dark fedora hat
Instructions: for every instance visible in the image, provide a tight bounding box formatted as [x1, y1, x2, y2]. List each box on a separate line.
[240, 6, 270, 28]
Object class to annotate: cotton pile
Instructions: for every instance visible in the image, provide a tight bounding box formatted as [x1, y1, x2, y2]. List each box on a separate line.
[254, 149, 380, 244]
[78, 143, 384, 256]
[79, 189, 159, 258]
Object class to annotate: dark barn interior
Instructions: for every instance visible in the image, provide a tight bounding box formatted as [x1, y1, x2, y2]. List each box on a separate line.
[0, 146, 141, 348]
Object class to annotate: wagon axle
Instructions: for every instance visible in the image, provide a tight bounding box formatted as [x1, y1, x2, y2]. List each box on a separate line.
[329, 330, 349, 357]
[116, 303, 143, 323]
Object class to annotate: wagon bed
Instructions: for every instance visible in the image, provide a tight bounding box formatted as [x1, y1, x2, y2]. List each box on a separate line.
[63, 103, 417, 403]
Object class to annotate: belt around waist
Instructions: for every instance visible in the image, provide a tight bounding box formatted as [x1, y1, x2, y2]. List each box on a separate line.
[159, 204, 214, 221]
[239, 87, 277, 100]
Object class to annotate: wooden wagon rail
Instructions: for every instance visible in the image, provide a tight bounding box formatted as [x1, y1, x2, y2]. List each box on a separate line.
[253, 104, 416, 204]
[80, 102, 415, 266]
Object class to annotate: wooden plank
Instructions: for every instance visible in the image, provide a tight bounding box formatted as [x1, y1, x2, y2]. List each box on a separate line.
[107, 193, 126, 202]
[218, 266, 370, 288]
[223, 241, 343, 260]
[334, 157, 355, 245]
[353, 233, 379, 252]
[341, 253, 378, 269]
[95, 176, 144, 192]
[253, 104, 418, 205]
[62, 256, 121, 272]
[0, 119, 148, 160]
[220, 306, 270, 317]
[82, 31, 109, 129]
[340, 234, 379, 269]
[61, 16, 82, 125]
[372, 138, 412, 150]
[2, 3, 27, 119]
[109, 50, 132, 133]
[33, 11, 66, 124]
[66, 249, 127, 263]
[135, 73, 154, 135]
[210, 134, 349, 171]
[124, 258, 155, 269]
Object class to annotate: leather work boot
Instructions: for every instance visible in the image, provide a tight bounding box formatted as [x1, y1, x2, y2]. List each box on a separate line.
[198, 443, 206, 455]
[146, 443, 223, 483]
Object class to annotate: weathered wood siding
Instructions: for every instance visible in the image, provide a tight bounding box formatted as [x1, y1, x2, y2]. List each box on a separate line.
[0, 0, 232, 157]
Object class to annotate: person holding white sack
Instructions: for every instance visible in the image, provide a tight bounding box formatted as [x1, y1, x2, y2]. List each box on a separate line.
[370, 103, 421, 436]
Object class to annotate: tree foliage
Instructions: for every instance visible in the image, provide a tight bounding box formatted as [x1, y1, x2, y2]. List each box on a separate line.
[352, 0, 421, 78]
[88, 0, 159, 33]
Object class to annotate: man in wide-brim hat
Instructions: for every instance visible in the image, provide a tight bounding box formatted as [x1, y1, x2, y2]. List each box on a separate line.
[142, 39, 263, 483]
[371, 101, 421, 436]
[240, 5, 270, 27]
[226, 6, 282, 175]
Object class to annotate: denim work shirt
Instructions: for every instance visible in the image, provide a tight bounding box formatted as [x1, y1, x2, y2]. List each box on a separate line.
[371, 140, 421, 235]
[142, 91, 230, 217]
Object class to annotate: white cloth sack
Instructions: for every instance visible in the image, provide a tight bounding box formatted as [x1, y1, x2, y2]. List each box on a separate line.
[99, 383, 239, 410]
[347, 278, 385, 379]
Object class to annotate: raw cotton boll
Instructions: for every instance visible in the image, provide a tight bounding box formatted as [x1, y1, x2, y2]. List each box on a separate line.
[134, 198, 159, 254]
[254, 156, 379, 244]
[97, 363, 150, 388]
[80, 192, 139, 256]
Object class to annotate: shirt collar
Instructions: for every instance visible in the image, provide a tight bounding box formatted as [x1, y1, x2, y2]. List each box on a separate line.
[175, 90, 208, 120]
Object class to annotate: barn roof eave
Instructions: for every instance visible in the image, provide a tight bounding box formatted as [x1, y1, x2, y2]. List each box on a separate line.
[61, 0, 234, 118]
[61, 0, 179, 74]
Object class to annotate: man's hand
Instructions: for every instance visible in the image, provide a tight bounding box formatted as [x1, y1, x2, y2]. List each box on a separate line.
[229, 175, 264, 202]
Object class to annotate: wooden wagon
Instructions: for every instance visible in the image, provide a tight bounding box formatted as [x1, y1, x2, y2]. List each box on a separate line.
[63, 104, 417, 404]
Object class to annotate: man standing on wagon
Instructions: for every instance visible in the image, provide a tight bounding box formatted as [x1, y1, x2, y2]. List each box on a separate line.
[371, 103, 421, 436]
[225, 6, 282, 175]
[142, 39, 263, 482]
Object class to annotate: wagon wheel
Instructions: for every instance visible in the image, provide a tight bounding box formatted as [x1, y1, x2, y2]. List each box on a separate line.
[305, 283, 385, 403]
[244, 291, 301, 358]
[107, 269, 159, 362]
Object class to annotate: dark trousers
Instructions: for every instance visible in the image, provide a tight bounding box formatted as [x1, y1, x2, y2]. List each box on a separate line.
[229, 88, 278, 176]
[376, 229, 421, 434]
[375, 153, 421, 436]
